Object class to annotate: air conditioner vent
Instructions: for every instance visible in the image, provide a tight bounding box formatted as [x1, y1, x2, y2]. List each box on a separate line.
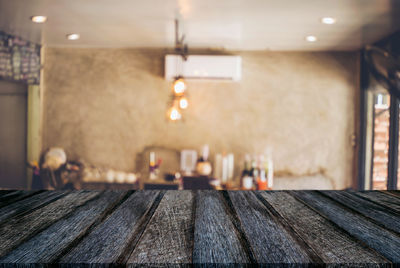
[165, 55, 242, 81]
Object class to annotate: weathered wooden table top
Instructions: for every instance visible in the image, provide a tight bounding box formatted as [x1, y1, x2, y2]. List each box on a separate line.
[0, 190, 399, 266]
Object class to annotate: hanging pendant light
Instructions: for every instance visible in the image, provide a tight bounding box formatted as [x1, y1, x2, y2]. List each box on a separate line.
[173, 77, 186, 95]
[168, 107, 182, 121]
[167, 99, 182, 121]
[166, 18, 189, 121]
[179, 96, 189, 109]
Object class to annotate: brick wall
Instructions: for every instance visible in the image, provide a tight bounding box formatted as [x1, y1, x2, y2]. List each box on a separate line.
[372, 106, 389, 190]
[372, 104, 400, 190]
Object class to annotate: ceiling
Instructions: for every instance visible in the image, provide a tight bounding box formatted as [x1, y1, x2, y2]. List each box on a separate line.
[0, 0, 399, 51]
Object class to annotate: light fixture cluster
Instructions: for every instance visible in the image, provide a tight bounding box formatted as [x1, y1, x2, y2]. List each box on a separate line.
[306, 17, 337, 43]
[30, 15, 80, 41]
[167, 77, 189, 121]
[167, 18, 189, 121]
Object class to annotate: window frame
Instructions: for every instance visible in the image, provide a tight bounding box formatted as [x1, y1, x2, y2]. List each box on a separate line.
[358, 32, 400, 190]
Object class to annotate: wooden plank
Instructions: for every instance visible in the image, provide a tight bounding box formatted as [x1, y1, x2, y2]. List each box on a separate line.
[192, 191, 251, 264]
[0, 190, 17, 197]
[291, 191, 400, 263]
[258, 191, 389, 264]
[320, 191, 400, 234]
[0, 191, 22, 202]
[387, 191, 400, 198]
[0, 190, 100, 257]
[59, 190, 163, 264]
[0, 191, 68, 224]
[0, 190, 35, 203]
[354, 191, 400, 213]
[227, 191, 318, 264]
[0, 191, 127, 263]
[0, 191, 42, 208]
[128, 191, 194, 264]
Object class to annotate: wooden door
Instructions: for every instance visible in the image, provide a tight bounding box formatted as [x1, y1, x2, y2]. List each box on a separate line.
[0, 80, 27, 189]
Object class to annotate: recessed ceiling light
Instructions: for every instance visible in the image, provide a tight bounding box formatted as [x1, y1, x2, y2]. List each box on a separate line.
[66, 34, 80, 41]
[31, 16, 47, 23]
[306, 35, 317, 42]
[321, 17, 337, 24]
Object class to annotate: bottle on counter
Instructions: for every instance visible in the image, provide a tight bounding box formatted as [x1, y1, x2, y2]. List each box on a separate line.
[251, 155, 259, 188]
[257, 169, 268, 190]
[258, 153, 273, 190]
[149, 152, 162, 180]
[242, 173, 253, 190]
[149, 152, 156, 180]
[266, 155, 273, 190]
[241, 154, 254, 190]
[241, 154, 251, 177]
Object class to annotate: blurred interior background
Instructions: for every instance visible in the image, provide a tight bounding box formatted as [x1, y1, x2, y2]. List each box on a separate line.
[0, 0, 399, 190]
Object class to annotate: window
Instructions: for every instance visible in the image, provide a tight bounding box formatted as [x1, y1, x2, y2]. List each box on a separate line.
[371, 93, 390, 190]
[359, 32, 400, 190]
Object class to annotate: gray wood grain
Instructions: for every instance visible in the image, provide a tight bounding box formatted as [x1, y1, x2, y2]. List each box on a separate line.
[291, 191, 400, 263]
[0, 191, 68, 224]
[60, 190, 163, 264]
[0, 190, 16, 197]
[258, 191, 389, 264]
[0, 190, 399, 265]
[0, 191, 126, 263]
[0, 191, 41, 209]
[320, 191, 400, 234]
[128, 190, 194, 264]
[193, 191, 251, 264]
[387, 191, 400, 198]
[0, 190, 100, 257]
[0, 191, 26, 203]
[354, 191, 400, 213]
[228, 191, 316, 264]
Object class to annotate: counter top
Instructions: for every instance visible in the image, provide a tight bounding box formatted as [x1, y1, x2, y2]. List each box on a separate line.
[0, 190, 399, 266]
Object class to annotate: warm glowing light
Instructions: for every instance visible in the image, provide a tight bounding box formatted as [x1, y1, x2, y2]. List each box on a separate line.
[66, 34, 80, 40]
[169, 107, 182, 121]
[321, 17, 337, 24]
[31, 16, 47, 23]
[179, 97, 188, 109]
[305, 35, 317, 42]
[173, 78, 186, 95]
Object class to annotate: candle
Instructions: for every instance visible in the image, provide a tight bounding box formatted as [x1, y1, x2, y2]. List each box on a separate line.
[227, 154, 234, 181]
[202, 145, 209, 161]
[222, 156, 228, 183]
[268, 158, 273, 188]
[214, 154, 222, 180]
[150, 152, 155, 166]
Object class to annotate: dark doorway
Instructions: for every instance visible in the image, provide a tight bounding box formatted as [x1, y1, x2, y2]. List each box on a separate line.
[0, 80, 27, 189]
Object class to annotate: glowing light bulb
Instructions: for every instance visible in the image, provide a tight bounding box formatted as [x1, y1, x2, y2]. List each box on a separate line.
[305, 35, 317, 42]
[169, 107, 181, 121]
[31, 16, 47, 23]
[173, 79, 186, 95]
[321, 17, 336, 25]
[66, 33, 80, 40]
[179, 97, 188, 109]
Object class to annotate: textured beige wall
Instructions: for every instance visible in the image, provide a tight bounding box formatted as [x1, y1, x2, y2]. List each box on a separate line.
[42, 48, 358, 189]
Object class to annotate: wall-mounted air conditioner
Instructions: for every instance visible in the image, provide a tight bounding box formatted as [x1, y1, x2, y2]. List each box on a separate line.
[165, 55, 242, 81]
